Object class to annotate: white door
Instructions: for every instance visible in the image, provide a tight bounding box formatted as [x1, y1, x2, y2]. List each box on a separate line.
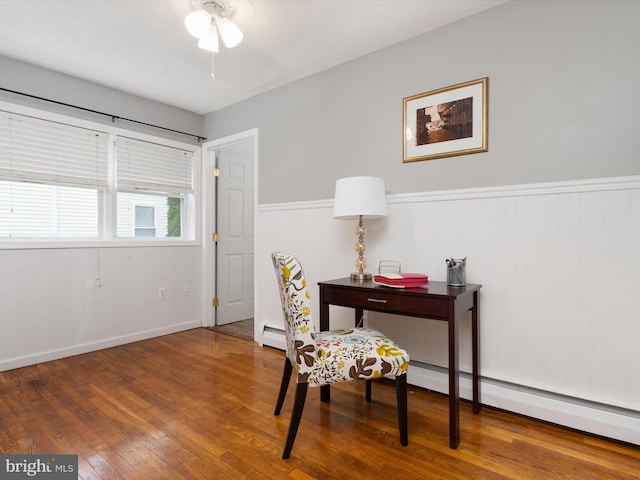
[214, 139, 254, 325]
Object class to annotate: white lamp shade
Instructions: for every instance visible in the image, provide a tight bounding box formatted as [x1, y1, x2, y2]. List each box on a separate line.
[333, 176, 388, 219]
[216, 17, 243, 48]
[185, 10, 211, 38]
[198, 24, 219, 52]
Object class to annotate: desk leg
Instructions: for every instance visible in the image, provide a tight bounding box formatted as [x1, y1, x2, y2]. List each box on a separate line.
[472, 291, 481, 414]
[320, 299, 329, 331]
[448, 304, 460, 449]
[319, 298, 330, 402]
[320, 385, 330, 402]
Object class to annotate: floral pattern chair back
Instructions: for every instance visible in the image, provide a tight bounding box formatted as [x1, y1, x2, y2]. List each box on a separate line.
[271, 252, 409, 385]
[271, 252, 317, 381]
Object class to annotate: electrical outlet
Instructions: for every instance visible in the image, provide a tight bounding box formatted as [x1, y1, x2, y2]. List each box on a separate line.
[159, 287, 166, 300]
[184, 285, 189, 293]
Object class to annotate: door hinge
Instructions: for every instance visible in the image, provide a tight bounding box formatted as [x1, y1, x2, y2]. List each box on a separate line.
[213, 298, 219, 307]
[214, 167, 220, 177]
[213, 233, 219, 242]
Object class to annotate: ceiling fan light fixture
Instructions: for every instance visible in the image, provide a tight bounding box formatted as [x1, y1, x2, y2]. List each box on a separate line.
[184, 9, 211, 38]
[198, 23, 219, 52]
[216, 16, 243, 48]
[185, 0, 243, 80]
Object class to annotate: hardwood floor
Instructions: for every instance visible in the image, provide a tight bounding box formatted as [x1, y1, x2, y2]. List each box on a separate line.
[208, 318, 254, 341]
[0, 328, 638, 479]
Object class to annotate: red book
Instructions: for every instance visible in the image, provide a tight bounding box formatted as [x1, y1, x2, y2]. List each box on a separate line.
[373, 273, 429, 288]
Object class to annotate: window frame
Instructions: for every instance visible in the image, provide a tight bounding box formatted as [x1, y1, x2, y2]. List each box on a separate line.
[0, 101, 201, 250]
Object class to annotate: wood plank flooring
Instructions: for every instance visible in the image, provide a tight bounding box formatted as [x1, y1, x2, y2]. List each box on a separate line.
[208, 318, 254, 341]
[0, 328, 638, 479]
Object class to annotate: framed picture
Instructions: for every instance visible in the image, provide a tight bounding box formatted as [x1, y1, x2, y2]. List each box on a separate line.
[403, 77, 488, 163]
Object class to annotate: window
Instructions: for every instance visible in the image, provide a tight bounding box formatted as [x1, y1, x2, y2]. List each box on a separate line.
[134, 205, 156, 237]
[0, 104, 200, 246]
[0, 110, 107, 238]
[0, 183, 98, 237]
[115, 137, 194, 239]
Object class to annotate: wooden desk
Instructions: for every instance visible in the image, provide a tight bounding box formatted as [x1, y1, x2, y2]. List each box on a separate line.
[318, 277, 481, 449]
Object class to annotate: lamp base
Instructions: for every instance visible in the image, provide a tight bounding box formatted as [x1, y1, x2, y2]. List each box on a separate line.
[350, 272, 372, 282]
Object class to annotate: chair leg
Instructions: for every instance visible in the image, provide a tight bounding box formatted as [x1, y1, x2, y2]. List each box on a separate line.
[365, 379, 372, 402]
[275, 357, 292, 416]
[396, 374, 408, 446]
[282, 382, 308, 459]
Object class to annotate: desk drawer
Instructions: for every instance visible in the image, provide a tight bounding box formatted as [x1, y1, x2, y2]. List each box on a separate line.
[323, 287, 449, 320]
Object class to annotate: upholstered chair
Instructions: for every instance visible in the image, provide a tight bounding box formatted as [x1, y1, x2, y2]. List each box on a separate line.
[271, 252, 410, 459]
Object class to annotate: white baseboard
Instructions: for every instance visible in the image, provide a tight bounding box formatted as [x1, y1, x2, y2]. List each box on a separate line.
[0, 319, 201, 372]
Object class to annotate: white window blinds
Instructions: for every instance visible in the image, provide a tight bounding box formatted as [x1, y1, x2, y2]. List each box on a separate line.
[0, 111, 108, 188]
[116, 137, 194, 195]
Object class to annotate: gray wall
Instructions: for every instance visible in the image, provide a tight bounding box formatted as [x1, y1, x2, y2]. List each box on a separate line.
[0, 55, 204, 144]
[205, 0, 640, 204]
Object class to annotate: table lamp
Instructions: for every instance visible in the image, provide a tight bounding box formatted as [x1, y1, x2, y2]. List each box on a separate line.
[333, 176, 388, 281]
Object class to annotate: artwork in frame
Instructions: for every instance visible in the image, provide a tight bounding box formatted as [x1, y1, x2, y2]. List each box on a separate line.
[403, 77, 488, 163]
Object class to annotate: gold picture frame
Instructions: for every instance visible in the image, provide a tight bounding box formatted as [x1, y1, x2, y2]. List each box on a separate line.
[403, 77, 488, 163]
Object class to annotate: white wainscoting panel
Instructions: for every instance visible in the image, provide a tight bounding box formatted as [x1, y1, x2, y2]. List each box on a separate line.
[0, 246, 202, 371]
[255, 176, 640, 445]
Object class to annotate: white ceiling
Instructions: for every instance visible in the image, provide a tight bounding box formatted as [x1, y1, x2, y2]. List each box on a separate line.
[0, 0, 508, 115]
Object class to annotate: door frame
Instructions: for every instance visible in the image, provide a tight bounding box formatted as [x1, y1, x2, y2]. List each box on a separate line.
[201, 128, 259, 327]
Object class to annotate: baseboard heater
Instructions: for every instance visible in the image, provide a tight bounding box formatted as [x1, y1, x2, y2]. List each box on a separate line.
[400, 361, 640, 446]
[260, 322, 286, 350]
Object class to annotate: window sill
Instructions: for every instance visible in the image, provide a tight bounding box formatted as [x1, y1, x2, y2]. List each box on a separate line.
[0, 238, 201, 250]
